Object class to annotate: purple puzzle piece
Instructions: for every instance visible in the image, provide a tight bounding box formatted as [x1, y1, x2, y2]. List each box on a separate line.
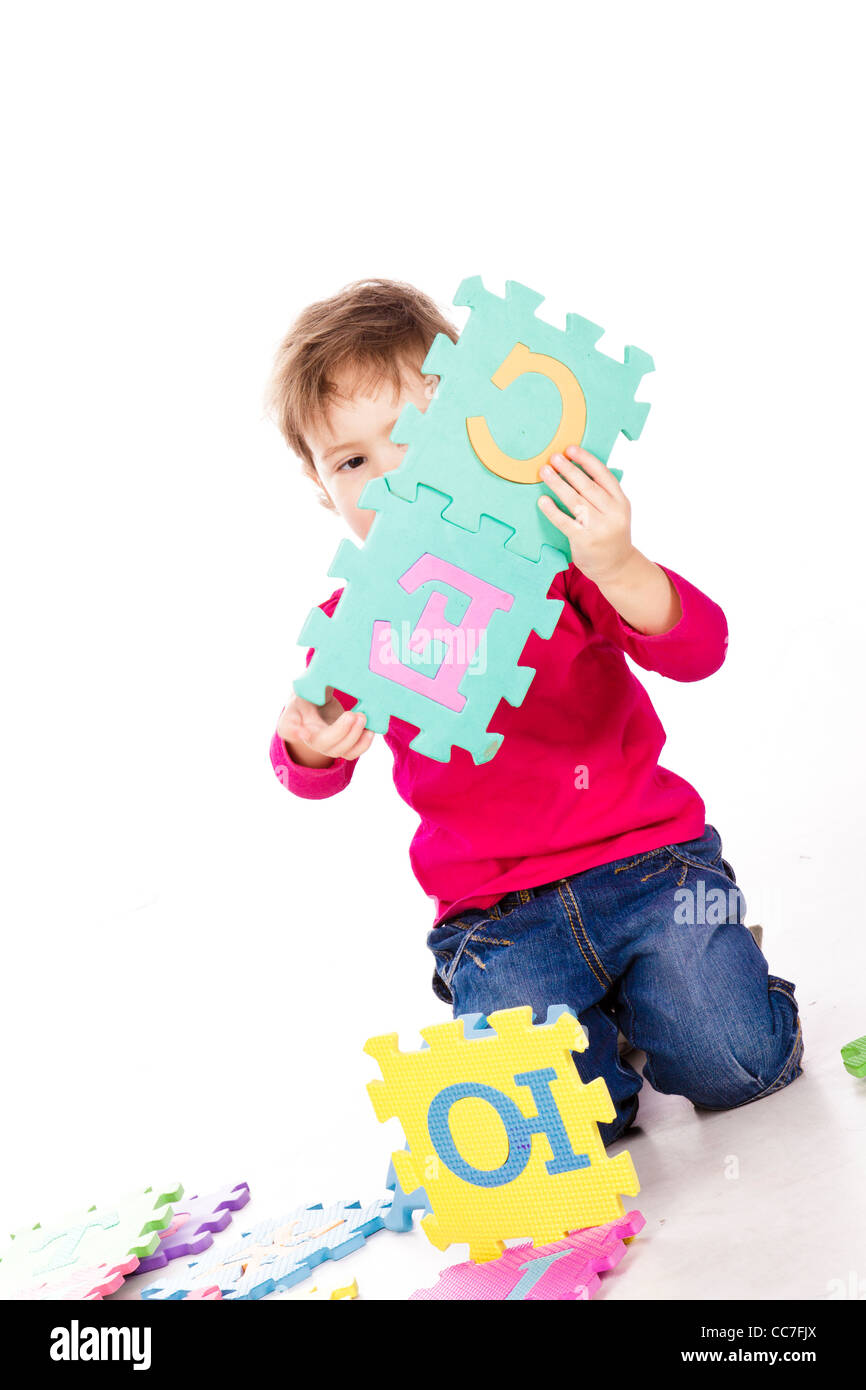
[136, 1183, 251, 1274]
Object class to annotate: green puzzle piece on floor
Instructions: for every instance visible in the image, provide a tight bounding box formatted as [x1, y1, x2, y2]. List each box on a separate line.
[841, 1035, 866, 1078]
[388, 275, 653, 563]
[0, 1183, 183, 1297]
[294, 478, 566, 764]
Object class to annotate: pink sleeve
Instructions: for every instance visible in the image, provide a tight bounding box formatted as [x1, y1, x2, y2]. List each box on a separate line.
[270, 583, 359, 799]
[566, 563, 729, 682]
[269, 727, 357, 799]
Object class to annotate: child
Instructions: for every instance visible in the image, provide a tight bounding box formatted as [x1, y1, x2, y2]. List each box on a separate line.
[267, 278, 803, 1144]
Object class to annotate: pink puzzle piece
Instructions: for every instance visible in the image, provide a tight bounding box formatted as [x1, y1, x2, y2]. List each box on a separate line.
[136, 1183, 250, 1274]
[10, 1255, 140, 1301]
[157, 1214, 190, 1241]
[183, 1286, 223, 1300]
[369, 554, 515, 711]
[410, 1210, 645, 1301]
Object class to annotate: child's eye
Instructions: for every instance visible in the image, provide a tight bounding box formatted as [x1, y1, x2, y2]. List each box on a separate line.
[338, 455, 365, 472]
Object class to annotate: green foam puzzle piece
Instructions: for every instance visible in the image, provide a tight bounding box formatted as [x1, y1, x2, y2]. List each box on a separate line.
[0, 1183, 183, 1296]
[841, 1036, 866, 1078]
[294, 479, 566, 764]
[388, 275, 653, 562]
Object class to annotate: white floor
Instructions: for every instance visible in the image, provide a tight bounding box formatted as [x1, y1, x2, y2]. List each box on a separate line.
[108, 1001, 866, 1303]
[3, 738, 865, 1304]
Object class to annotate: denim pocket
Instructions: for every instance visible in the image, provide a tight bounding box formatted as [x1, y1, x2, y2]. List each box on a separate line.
[427, 911, 492, 1002]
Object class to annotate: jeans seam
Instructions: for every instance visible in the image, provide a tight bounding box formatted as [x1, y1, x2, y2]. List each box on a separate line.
[639, 855, 676, 883]
[557, 882, 611, 989]
[613, 848, 667, 874]
[770, 1024, 803, 1090]
[753, 1012, 804, 1099]
[438, 916, 516, 987]
[470, 925, 514, 948]
[664, 845, 724, 873]
[439, 919, 492, 988]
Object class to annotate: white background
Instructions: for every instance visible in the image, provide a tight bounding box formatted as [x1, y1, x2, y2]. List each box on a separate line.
[1, 1, 864, 1300]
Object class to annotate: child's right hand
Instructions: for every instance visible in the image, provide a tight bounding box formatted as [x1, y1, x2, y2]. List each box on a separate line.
[277, 688, 374, 768]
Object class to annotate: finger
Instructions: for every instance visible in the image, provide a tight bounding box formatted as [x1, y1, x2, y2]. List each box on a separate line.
[342, 727, 376, 761]
[293, 693, 331, 728]
[537, 493, 580, 534]
[547, 452, 608, 510]
[329, 714, 371, 759]
[539, 459, 601, 520]
[316, 710, 368, 758]
[278, 705, 305, 740]
[564, 445, 623, 500]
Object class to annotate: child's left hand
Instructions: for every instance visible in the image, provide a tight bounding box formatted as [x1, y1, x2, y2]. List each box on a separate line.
[537, 445, 635, 586]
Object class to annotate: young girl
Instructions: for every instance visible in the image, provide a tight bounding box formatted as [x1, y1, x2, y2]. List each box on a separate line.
[267, 278, 803, 1144]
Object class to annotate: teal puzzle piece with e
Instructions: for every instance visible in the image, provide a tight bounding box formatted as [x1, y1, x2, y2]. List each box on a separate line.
[294, 478, 566, 764]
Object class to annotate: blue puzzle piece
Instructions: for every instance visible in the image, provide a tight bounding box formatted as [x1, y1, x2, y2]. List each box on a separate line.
[384, 1157, 431, 1232]
[140, 1197, 392, 1301]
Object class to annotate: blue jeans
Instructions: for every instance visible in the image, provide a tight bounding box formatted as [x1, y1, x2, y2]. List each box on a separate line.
[427, 825, 804, 1145]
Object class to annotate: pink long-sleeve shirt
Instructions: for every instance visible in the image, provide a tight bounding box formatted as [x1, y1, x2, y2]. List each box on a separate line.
[270, 563, 728, 927]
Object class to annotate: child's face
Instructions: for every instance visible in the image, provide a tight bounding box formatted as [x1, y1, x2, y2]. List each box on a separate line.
[305, 364, 437, 540]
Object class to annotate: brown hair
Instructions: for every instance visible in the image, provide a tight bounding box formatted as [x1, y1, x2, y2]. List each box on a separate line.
[267, 278, 457, 508]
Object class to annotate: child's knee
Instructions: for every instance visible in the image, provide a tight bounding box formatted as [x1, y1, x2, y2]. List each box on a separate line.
[693, 1025, 804, 1112]
[645, 974, 803, 1110]
[684, 987, 804, 1111]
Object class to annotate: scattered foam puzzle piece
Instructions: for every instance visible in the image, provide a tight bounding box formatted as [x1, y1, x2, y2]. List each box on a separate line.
[276, 1271, 359, 1301]
[295, 478, 566, 764]
[136, 1182, 251, 1273]
[841, 1035, 866, 1078]
[0, 1183, 183, 1297]
[382, 1007, 574, 1231]
[7, 1259, 138, 1300]
[140, 1198, 391, 1300]
[384, 1156, 430, 1232]
[365, 1005, 639, 1262]
[410, 1210, 645, 1300]
[387, 275, 653, 563]
[158, 1213, 191, 1241]
[183, 1286, 223, 1300]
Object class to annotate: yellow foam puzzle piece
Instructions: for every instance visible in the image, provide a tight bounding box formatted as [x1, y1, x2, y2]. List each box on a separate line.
[365, 1007, 639, 1263]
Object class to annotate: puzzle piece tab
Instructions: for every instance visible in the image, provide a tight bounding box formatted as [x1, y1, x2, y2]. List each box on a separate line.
[410, 1209, 645, 1299]
[384, 1157, 430, 1232]
[365, 1006, 639, 1263]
